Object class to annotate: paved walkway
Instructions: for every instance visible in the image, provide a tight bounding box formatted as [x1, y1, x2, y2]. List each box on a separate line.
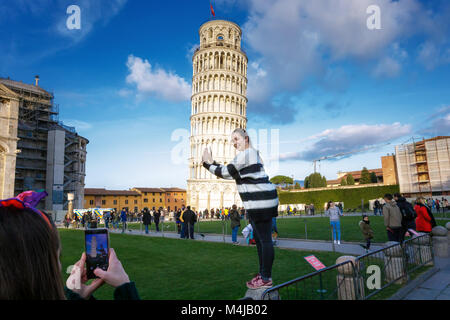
[402, 257, 450, 300]
[103, 227, 382, 256]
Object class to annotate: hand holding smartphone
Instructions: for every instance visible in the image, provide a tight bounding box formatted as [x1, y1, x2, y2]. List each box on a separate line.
[85, 228, 109, 279]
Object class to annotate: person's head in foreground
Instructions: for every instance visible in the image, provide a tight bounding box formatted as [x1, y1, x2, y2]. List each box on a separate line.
[384, 193, 393, 202]
[0, 192, 133, 300]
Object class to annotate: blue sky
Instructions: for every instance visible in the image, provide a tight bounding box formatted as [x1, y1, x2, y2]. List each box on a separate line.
[1, 0, 449, 189]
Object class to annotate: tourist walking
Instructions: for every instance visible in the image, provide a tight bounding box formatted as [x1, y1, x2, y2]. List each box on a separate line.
[175, 208, 182, 234]
[229, 204, 241, 245]
[181, 206, 197, 239]
[359, 215, 374, 253]
[142, 207, 152, 234]
[120, 209, 127, 233]
[326, 201, 343, 244]
[394, 193, 417, 239]
[154, 208, 161, 232]
[103, 210, 111, 229]
[202, 128, 278, 290]
[414, 197, 434, 233]
[374, 199, 380, 215]
[382, 194, 403, 242]
[64, 213, 71, 228]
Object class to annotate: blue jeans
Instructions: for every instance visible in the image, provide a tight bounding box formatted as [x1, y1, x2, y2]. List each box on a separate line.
[330, 220, 341, 241]
[145, 224, 149, 234]
[105, 220, 109, 229]
[180, 222, 186, 238]
[232, 226, 239, 242]
[272, 217, 278, 233]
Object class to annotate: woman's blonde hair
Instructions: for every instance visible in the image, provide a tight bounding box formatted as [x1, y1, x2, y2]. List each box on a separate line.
[416, 197, 425, 205]
[231, 128, 252, 147]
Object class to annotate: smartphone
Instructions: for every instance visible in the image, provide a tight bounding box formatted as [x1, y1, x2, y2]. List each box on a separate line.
[84, 228, 109, 279]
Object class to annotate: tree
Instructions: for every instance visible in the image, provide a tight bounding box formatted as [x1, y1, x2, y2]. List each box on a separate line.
[370, 171, 378, 183]
[295, 182, 301, 189]
[360, 167, 371, 184]
[270, 175, 293, 187]
[304, 172, 327, 188]
[340, 178, 347, 186]
[347, 174, 355, 185]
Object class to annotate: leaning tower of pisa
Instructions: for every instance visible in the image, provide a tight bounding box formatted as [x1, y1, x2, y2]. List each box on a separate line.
[187, 20, 248, 212]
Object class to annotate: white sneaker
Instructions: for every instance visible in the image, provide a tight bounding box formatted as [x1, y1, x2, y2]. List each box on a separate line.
[337, 240, 341, 245]
[334, 240, 337, 244]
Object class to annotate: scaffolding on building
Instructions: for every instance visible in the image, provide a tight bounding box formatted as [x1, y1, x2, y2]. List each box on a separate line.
[395, 136, 450, 197]
[0, 77, 88, 210]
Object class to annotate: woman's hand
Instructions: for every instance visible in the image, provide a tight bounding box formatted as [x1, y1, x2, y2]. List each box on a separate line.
[93, 248, 130, 288]
[66, 252, 104, 299]
[202, 147, 213, 164]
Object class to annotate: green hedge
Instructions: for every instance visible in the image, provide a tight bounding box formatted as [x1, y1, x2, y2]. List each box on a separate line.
[279, 185, 400, 210]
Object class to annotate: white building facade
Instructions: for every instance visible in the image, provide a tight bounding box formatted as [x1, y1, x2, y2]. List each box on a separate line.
[187, 20, 248, 212]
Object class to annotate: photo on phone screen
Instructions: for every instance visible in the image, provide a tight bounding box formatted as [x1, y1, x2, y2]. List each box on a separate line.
[85, 229, 109, 279]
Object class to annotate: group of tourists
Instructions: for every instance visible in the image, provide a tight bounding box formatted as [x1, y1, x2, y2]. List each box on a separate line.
[426, 197, 448, 213]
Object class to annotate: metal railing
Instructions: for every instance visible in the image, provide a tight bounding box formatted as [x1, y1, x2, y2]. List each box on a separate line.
[262, 233, 434, 300]
[261, 260, 359, 300]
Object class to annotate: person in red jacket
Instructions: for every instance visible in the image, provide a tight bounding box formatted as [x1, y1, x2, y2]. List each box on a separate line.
[414, 197, 433, 233]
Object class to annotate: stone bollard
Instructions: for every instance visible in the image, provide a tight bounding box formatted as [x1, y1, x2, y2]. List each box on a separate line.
[432, 226, 448, 258]
[242, 288, 280, 300]
[335, 256, 364, 300]
[411, 233, 434, 266]
[446, 222, 450, 255]
[384, 242, 407, 285]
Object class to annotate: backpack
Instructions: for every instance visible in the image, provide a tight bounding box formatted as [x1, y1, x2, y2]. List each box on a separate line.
[400, 202, 417, 222]
[424, 205, 437, 228]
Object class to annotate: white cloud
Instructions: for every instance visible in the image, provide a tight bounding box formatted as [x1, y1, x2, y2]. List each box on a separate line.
[417, 41, 450, 71]
[219, 0, 448, 122]
[125, 55, 191, 102]
[372, 57, 401, 78]
[281, 122, 411, 161]
[420, 106, 450, 136]
[61, 119, 92, 131]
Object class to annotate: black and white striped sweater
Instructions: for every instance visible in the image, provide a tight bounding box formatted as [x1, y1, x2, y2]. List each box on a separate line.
[203, 148, 278, 222]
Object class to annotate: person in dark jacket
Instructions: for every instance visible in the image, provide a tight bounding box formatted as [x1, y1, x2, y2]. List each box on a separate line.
[374, 199, 380, 215]
[359, 215, 374, 252]
[394, 193, 416, 239]
[181, 206, 197, 239]
[120, 209, 127, 233]
[142, 208, 152, 234]
[153, 208, 161, 232]
[229, 204, 241, 244]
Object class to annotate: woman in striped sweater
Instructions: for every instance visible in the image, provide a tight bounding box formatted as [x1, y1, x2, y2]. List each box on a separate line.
[202, 128, 278, 289]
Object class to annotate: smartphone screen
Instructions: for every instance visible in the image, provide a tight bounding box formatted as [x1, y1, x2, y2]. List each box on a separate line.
[85, 228, 109, 279]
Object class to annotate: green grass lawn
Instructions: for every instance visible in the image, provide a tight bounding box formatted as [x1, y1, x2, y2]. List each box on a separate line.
[59, 229, 343, 300]
[101, 216, 450, 243]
